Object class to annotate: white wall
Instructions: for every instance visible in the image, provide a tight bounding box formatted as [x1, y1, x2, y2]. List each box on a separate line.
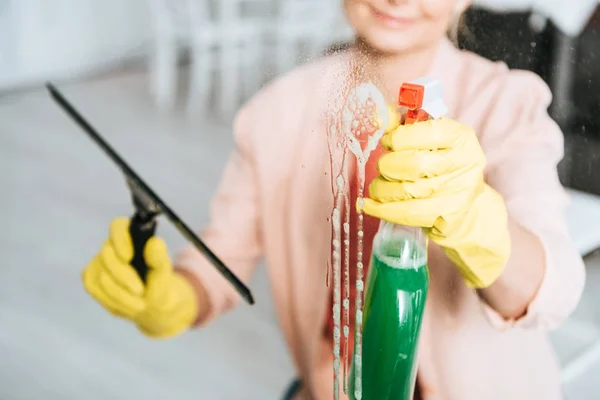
[0, 0, 152, 91]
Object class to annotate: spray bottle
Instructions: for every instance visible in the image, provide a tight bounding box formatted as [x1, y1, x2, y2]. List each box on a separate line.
[349, 78, 447, 400]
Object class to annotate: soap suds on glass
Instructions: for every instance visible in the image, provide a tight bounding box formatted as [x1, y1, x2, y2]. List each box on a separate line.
[325, 50, 389, 400]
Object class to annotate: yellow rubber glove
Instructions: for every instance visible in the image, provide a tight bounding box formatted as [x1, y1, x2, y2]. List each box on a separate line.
[362, 118, 511, 288]
[82, 218, 198, 338]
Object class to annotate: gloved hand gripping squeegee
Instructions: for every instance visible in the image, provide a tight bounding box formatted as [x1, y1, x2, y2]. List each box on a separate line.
[46, 83, 254, 305]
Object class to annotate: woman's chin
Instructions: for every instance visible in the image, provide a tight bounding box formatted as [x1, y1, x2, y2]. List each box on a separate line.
[359, 33, 416, 55]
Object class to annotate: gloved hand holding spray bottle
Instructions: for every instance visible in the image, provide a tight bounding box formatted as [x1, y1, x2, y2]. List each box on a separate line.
[349, 78, 447, 400]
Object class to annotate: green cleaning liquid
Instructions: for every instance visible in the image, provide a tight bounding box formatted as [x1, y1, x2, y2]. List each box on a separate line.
[349, 223, 429, 400]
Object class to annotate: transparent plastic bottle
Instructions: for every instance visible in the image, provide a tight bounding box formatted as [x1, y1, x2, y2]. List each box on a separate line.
[349, 222, 428, 400]
[349, 77, 445, 400]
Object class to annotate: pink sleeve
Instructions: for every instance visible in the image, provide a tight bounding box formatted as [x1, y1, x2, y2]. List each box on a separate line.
[471, 69, 586, 331]
[173, 101, 263, 326]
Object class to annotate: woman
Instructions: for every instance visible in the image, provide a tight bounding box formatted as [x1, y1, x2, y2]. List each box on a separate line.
[82, 1, 585, 398]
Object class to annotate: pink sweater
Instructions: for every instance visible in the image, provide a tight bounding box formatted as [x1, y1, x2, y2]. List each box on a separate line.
[175, 38, 586, 400]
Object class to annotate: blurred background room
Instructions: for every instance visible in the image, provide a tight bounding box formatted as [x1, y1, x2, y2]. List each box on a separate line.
[0, 0, 599, 399]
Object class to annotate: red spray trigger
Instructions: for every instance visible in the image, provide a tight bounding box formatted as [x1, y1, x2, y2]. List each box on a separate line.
[397, 78, 448, 124]
[398, 83, 425, 110]
[399, 83, 430, 124]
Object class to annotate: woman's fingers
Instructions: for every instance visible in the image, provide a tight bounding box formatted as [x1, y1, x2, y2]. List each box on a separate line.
[383, 105, 401, 133]
[369, 176, 440, 201]
[99, 241, 145, 296]
[377, 149, 456, 181]
[381, 118, 470, 151]
[379, 120, 485, 180]
[96, 270, 146, 316]
[369, 167, 482, 202]
[82, 259, 144, 319]
[361, 189, 476, 228]
[109, 217, 134, 264]
[144, 237, 172, 273]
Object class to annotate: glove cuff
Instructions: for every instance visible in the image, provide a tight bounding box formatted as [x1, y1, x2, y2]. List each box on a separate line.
[429, 184, 511, 288]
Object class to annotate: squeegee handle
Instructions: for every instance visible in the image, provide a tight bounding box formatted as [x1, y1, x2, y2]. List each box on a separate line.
[129, 212, 157, 283]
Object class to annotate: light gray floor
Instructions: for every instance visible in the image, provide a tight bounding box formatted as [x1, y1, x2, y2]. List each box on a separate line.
[1, 68, 599, 399]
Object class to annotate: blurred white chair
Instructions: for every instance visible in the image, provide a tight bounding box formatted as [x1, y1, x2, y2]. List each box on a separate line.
[148, 0, 191, 110]
[148, 0, 268, 118]
[271, 0, 353, 75]
[148, 0, 353, 118]
[187, 0, 268, 118]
